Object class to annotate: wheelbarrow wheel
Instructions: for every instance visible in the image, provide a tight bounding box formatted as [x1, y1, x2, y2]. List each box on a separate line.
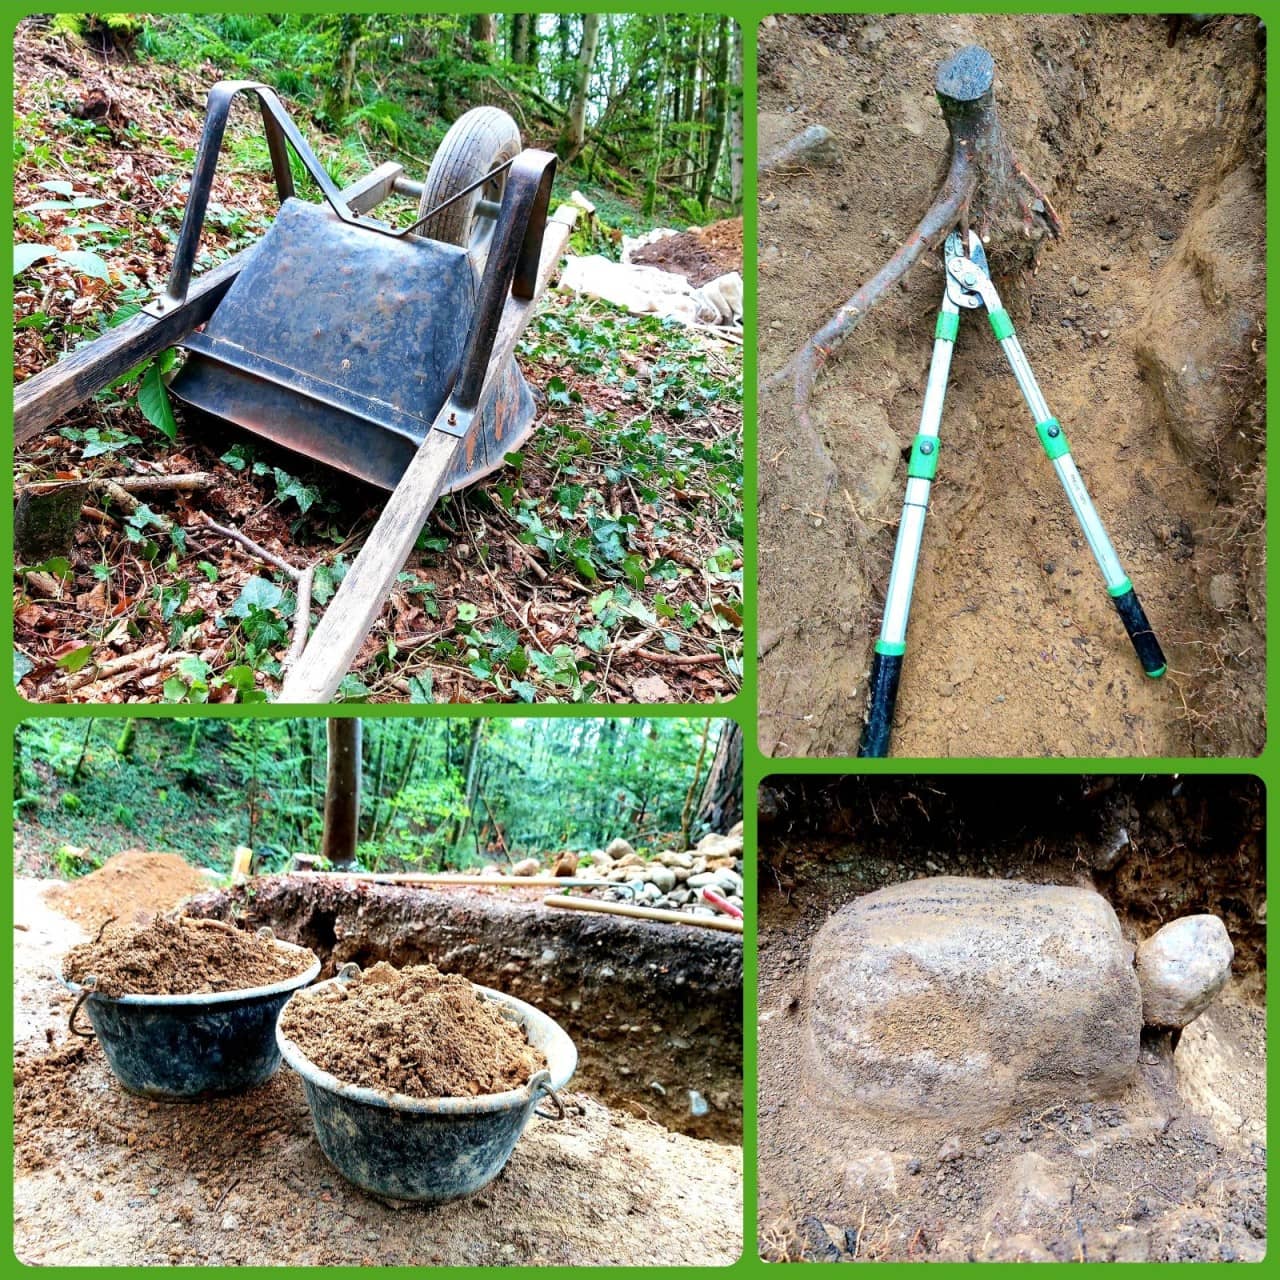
[417, 106, 521, 262]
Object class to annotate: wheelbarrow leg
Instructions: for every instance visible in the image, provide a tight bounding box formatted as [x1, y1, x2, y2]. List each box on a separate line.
[859, 296, 961, 757]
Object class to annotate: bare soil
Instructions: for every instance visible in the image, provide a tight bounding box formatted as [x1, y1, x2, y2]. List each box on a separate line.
[758, 14, 1265, 757]
[630, 217, 744, 285]
[13, 879, 743, 1266]
[757, 775, 1267, 1262]
[46, 847, 210, 929]
[63, 915, 313, 997]
[187, 872, 744, 1142]
[279, 962, 543, 1099]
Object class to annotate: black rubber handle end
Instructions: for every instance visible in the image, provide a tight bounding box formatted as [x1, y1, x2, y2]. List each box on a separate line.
[1112, 588, 1166, 678]
[858, 651, 904, 757]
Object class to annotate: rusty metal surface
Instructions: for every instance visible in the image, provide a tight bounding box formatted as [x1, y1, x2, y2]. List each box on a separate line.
[170, 199, 535, 492]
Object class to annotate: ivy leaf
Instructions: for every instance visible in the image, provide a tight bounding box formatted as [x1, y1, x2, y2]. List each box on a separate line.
[229, 576, 284, 618]
[138, 362, 178, 441]
[56, 644, 94, 673]
[13, 649, 34, 685]
[56, 249, 111, 282]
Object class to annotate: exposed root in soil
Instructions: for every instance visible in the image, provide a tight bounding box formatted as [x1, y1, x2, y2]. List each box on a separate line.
[767, 45, 1060, 493]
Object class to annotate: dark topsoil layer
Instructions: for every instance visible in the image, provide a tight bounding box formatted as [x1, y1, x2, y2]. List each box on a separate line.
[760, 773, 1265, 972]
[63, 915, 314, 996]
[279, 961, 544, 1099]
[187, 875, 743, 1141]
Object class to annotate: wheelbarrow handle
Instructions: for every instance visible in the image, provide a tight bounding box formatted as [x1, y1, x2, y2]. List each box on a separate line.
[453, 149, 557, 413]
[151, 81, 359, 316]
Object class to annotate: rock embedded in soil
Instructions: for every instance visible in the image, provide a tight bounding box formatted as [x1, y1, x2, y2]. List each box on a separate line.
[62, 916, 313, 997]
[1135, 915, 1233, 1028]
[279, 961, 544, 1099]
[805, 876, 1141, 1119]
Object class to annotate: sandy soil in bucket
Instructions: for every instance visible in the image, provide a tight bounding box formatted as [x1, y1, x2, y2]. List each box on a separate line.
[11, 879, 742, 1266]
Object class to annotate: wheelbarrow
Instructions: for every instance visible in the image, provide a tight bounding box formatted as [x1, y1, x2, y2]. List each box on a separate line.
[14, 82, 578, 703]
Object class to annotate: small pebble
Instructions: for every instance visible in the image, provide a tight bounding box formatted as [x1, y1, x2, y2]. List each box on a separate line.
[982, 1130, 1001, 1145]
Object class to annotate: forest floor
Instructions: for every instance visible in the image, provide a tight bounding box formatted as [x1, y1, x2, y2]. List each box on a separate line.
[12, 877, 744, 1265]
[12, 21, 743, 705]
[758, 14, 1264, 756]
[756, 779, 1267, 1261]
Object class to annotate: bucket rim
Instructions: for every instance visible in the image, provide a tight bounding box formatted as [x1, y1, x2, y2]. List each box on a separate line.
[276, 978, 577, 1116]
[62, 938, 321, 1006]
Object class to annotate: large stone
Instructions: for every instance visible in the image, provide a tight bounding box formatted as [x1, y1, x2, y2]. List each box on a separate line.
[805, 877, 1141, 1120]
[1135, 914, 1233, 1028]
[605, 838, 637, 862]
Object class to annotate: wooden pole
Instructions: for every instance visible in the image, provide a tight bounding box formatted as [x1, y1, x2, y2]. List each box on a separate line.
[294, 871, 612, 889]
[321, 719, 362, 868]
[542, 894, 744, 934]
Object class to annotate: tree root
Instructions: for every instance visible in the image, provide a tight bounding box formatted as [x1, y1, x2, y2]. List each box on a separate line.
[766, 46, 1062, 495]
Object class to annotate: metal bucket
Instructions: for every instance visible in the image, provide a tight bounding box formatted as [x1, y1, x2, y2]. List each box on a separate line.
[277, 967, 577, 1203]
[63, 935, 320, 1100]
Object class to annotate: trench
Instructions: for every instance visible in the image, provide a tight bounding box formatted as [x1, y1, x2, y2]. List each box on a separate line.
[188, 875, 743, 1143]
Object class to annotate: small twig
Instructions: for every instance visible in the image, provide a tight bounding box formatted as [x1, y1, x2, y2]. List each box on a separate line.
[196, 516, 303, 582]
[94, 915, 118, 943]
[103, 472, 214, 494]
[284, 565, 315, 669]
[634, 648, 726, 667]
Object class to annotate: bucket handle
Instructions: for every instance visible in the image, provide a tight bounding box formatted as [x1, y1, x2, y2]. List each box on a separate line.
[69, 975, 98, 1039]
[531, 1070, 567, 1121]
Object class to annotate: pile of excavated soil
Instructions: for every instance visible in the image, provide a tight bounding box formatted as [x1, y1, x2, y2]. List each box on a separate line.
[758, 14, 1265, 758]
[279, 962, 544, 1098]
[47, 849, 210, 929]
[631, 217, 743, 285]
[63, 916, 313, 997]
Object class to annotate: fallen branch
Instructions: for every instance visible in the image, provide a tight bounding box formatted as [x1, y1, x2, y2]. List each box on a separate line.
[766, 46, 1061, 491]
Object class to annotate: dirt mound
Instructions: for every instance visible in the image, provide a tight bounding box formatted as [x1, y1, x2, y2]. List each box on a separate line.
[757, 13, 1266, 757]
[63, 916, 313, 997]
[47, 848, 211, 929]
[630, 217, 743, 285]
[280, 962, 543, 1098]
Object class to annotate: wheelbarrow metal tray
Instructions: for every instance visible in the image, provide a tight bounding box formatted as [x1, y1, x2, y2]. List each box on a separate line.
[169, 198, 535, 492]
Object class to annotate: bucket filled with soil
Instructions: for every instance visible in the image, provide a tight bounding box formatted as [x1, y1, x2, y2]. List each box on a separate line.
[277, 962, 577, 1203]
[61, 916, 319, 1100]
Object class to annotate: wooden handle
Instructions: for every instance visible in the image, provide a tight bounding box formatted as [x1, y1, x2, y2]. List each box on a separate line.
[542, 894, 744, 934]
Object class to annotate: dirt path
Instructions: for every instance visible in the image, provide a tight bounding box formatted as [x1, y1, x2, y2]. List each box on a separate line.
[12, 880, 742, 1266]
[758, 15, 1264, 757]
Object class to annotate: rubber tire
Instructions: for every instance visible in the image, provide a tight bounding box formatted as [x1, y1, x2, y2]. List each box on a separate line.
[417, 106, 521, 250]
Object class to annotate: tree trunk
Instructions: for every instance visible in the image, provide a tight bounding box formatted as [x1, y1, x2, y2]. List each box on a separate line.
[511, 12, 532, 66]
[728, 21, 743, 208]
[644, 16, 669, 217]
[557, 13, 600, 161]
[695, 722, 742, 833]
[322, 719, 362, 868]
[698, 16, 731, 210]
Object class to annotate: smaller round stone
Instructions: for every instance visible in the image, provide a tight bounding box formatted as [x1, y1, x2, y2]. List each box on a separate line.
[1135, 915, 1233, 1028]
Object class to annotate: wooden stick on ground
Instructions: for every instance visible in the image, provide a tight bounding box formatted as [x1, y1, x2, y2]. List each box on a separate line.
[543, 893, 745, 934]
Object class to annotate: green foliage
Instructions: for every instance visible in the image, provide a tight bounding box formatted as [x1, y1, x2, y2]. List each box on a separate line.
[15, 717, 733, 875]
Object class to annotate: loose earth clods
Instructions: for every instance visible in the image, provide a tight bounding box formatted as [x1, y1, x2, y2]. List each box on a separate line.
[63, 916, 314, 997]
[279, 962, 545, 1099]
